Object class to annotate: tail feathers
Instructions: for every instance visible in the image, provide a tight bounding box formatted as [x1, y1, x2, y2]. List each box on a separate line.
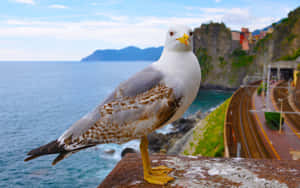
[52, 151, 77, 166]
[51, 144, 96, 165]
[24, 140, 65, 162]
[25, 140, 97, 165]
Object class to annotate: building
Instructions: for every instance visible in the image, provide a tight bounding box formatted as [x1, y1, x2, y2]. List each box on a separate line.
[231, 31, 240, 41]
[251, 27, 273, 42]
[240, 28, 250, 51]
[267, 27, 274, 34]
[259, 30, 267, 39]
[248, 33, 254, 44]
[231, 27, 253, 51]
[270, 57, 300, 81]
[241, 28, 250, 38]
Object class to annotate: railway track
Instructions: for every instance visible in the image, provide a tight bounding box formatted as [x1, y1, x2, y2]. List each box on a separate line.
[273, 81, 300, 132]
[225, 81, 272, 158]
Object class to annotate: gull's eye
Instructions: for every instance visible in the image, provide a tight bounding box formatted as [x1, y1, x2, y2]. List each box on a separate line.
[169, 31, 174, 36]
[189, 31, 193, 36]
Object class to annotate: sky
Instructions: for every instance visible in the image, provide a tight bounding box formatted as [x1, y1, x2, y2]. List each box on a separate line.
[0, 0, 299, 61]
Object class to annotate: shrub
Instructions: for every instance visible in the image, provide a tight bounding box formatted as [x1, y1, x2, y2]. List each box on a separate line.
[196, 48, 213, 81]
[254, 33, 272, 52]
[257, 85, 263, 96]
[231, 49, 254, 68]
[280, 48, 300, 61]
[218, 56, 227, 67]
[257, 82, 267, 96]
[264, 112, 284, 130]
[287, 33, 296, 43]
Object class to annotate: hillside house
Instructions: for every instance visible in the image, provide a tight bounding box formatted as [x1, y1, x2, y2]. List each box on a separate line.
[231, 31, 240, 41]
[240, 28, 250, 51]
[231, 28, 251, 51]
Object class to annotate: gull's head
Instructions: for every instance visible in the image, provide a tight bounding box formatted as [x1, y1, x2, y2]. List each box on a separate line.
[164, 25, 193, 52]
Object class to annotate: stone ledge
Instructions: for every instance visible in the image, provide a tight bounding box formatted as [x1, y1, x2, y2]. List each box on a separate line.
[98, 154, 300, 188]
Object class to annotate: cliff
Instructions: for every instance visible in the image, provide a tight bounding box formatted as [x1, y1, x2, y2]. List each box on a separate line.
[81, 46, 163, 62]
[193, 6, 300, 89]
[254, 7, 300, 66]
[193, 23, 255, 89]
[98, 154, 300, 188]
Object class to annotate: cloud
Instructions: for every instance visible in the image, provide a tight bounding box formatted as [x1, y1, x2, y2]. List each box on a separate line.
[0, 11, 277, 46]
[90, 0, 121, 6]
[0, 7, 280, 60]
[215, 0, 221, 3]
[95, 12, 128, 22]
[184, 7, 280, 30]
[185, 7, 244, 14]
[49, 4, 69, 9]
[13, 0, 35, 5]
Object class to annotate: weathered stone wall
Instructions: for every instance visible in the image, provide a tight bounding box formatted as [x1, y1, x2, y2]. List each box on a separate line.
[98, 154, 300, 188]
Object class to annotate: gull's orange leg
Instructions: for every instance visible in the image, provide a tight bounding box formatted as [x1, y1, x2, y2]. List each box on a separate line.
[140, 136, 174, 185]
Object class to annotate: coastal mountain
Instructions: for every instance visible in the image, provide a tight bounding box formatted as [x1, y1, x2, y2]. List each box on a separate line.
[81, 46, 163, 62]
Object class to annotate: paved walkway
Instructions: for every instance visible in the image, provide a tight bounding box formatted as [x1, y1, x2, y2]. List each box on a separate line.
[252, 84, 300, 160]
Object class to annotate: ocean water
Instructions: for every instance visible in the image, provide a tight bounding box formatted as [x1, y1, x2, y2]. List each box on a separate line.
[0, 61, 232, 187]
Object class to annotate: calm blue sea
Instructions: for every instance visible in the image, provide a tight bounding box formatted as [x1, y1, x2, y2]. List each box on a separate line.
[0, 61, 232, 187]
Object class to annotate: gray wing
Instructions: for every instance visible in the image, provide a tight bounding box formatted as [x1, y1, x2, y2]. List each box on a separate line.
[102, 65, 164, 104]
[57, 65, 182, 150]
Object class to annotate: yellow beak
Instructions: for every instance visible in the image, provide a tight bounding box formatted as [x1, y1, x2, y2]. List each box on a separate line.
[176, 33, 189, 46]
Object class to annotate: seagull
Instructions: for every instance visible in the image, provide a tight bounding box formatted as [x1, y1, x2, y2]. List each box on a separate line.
[25, 25, 201, 185]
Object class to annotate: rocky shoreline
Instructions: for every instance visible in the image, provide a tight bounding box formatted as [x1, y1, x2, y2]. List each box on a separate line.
[120, 110, 208, 157]
[200, 85, 237, 91]
[148, 110, 206, 154]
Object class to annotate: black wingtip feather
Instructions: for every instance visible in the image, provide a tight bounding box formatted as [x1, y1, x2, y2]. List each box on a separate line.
[24, 140, 65, 162]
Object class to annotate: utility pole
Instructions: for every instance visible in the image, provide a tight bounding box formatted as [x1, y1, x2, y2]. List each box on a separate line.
[262, 64, 266, 107]
[278, 98, 283, 134]
[266, 64, 271, 111]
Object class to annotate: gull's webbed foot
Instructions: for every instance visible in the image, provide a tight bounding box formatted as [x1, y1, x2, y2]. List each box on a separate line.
[144, 173, 174, 185]
[150, 165, 173, 175]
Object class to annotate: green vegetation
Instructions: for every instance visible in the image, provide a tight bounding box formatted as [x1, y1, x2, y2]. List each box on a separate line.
[264, 112, 284, 130]
[218, 56, 227, 68]
[287, 33, 297, 43]
[257, 85, 263, 96]
[201, 22, 230, 35]
[231, 49, 254, 68]
[276, 7, 300, 53]
[196, 48, 213, 81]
[253, 7, 300, 60]
[257, 82, 267, 96]
[297, 63, 300, 71]
[184, 98, 231, 157]
[280, 48, 300, 61]
[254, 33, 272, 52]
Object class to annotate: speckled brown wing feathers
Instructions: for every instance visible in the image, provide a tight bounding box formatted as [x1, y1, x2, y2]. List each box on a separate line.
[63, 84, 181, 150]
